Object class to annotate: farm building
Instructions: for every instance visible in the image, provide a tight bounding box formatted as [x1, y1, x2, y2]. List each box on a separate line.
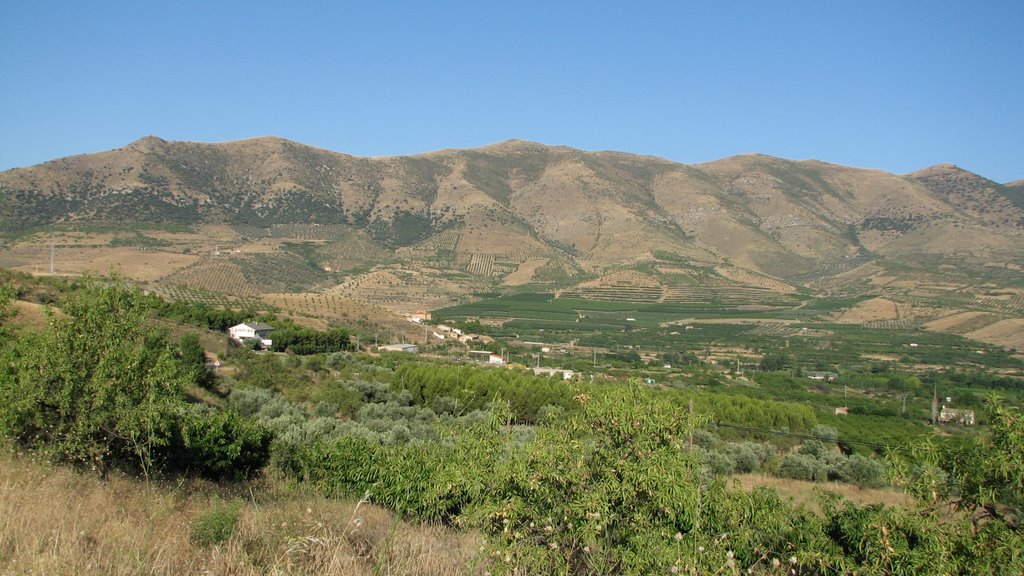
[806, 371, 838, 382]
[229, 322, 274, 348]
[379, 343, 419, 353]
[407, 310, 432, 323]
[468, 350, 506, 365]
[938, 406, 976, 426]
[531, 367, 575, 381]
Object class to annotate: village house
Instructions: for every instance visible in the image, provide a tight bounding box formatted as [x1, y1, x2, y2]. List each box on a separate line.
[938, 405, 976, 426]
[531, 367, 575, 381]
[468, 350, 506, 365]
[407, 310, 432, 323]
[806, 371, 838, 382]
[228, 322, 274, 348]
[379, 343, 419, 353]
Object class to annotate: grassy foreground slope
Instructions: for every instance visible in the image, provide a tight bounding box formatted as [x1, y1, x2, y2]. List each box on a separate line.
[0, 451, 479, 575]
[2, 275, 1023, 575]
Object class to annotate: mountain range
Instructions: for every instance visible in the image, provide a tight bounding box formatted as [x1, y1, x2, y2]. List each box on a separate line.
[1, 137, 1022, 335]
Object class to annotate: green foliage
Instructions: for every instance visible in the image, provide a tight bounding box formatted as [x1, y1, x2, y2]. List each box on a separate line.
[393, 364, 576, 423]
[0, 278, 272, 481]
[270, 325, 350, 355]
[190, 498, 240, 547]
[897, 397, 1024, 532]
[837, 454, 887, 489]
[161, 405, 273, 481]
[777, 453, 830, 482]
[477, 380, 710, 574]
[0, 278, 192, 476]
[178, 331, 211, 388]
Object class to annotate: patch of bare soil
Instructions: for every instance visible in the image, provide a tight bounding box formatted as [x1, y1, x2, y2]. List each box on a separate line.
[966, 319, 1024, 352]
[836, 297, 898, 323]
[735, 474, 914, 513]
[503, 258, 549, 286]
[922, 311, 991, 332]
[11, 300, 50, 330]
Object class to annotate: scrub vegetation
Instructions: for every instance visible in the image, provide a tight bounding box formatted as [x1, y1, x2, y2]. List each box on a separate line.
[1, 275, 1022, 575]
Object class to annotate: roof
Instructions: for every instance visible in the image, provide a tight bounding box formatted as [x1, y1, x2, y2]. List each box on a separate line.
[233, 322, 274, 331]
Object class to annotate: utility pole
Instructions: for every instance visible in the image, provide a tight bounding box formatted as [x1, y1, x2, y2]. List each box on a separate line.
[49, 232, 55, 275]
[688, 399, 695, 450]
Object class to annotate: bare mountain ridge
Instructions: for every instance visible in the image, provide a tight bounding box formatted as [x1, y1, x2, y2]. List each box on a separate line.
[1, 136, 1021, 287]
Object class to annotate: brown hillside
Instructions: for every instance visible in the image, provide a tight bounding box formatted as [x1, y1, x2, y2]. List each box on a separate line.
[2, 137, 1022, 326]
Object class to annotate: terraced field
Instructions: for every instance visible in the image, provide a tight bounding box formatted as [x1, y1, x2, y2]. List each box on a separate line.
[159, 258, 259, 296]
[148, 283, 264, 309]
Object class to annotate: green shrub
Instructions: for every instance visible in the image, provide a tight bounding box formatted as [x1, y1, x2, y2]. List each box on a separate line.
[725, 441, 774, 473]
[0, 278, 193, 477]
[837, 454, 887, 488]
[162, 406, 272, 481]
[777, 453, 829, 482]
[190, 499, 240, 548]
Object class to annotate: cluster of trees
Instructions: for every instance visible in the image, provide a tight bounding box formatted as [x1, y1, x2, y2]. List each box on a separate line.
[269, 325, 351, 355]
[148, 296, 251, 332]
[3, 276, 1022, 573]
[692, 426, 889, 488]
[393, 364, 576, 423]
[279, 380, 1024, 574]
[0, 279, 270, 480]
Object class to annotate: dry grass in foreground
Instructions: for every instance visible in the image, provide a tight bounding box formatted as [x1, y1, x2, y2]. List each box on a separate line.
[0, 451, 483, 576]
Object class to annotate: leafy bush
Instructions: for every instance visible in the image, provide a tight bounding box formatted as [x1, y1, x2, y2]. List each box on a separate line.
[0, 278, 193, 476]
[777, 453, 829, 482]
[837, 454, 887, 488]
[725, 441, 775, 473]
[161, 405, 272, 481]
[190, 499, 240, 547]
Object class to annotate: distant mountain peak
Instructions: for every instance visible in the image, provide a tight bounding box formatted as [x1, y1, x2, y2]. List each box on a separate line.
[128, 135, 168, 150]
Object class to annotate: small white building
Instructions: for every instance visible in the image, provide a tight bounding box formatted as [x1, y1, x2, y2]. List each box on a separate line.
[468, 350, 505, 365]
[229, 322, 274, 348]
[531, 367, 575, 380]
[938, 406, 976, 426]
[379, 343, 419, 353]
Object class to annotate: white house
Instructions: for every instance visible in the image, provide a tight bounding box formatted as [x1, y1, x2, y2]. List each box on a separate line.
[938, 406, 976, 426]
[379, 343, 419, 353]
[468, 350, 506, 365]
[229, 322, 274, 348]
[531, 367, 575, 380]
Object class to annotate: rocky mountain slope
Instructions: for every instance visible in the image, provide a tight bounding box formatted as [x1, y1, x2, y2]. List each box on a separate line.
[1, 136, 1021, 296]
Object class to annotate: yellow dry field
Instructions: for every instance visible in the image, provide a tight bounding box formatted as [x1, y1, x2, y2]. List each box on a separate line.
[72, 250, 197, 281]
[922, 311, 991, 332]
[714, 265, 796, 293]
[264, 292, 425, 342]
[578, 269, 661, 289]
[0, 452, 482, 576]
[7, 245, 197, 282]
[966, 319, 1024, 352]
[503, 258, 549, 286]
[11, 300, 51, 330]
[735, 474, 914, 513]
[835, 297, 899, 323]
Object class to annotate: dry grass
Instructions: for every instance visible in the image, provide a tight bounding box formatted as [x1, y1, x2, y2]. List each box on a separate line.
[835, 297, 899, 323]
[0, 451, 483, 576]
[733, 473, 915, 513]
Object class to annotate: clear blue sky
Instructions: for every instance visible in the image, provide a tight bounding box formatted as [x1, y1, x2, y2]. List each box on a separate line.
[1, 1, 1021, 182]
